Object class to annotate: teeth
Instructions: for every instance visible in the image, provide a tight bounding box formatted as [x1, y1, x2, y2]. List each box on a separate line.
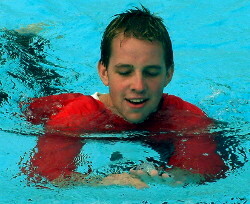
[128, 99, 145, 103]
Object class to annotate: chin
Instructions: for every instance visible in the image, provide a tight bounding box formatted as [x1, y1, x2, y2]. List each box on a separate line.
[125, 115, 147, 124]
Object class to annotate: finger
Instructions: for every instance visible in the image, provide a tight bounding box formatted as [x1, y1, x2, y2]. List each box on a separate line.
[129, 169, 136, 174]
[148, 169, 165, 183]
[160, 172, 176, 185]
[148, 169, 158, 177]
[161, 173, 171, 178]
[161, 173, 185, 186]
[130, 169, 154, 183]
[130, 169, 146, 176]
[136, 169, 147, 175]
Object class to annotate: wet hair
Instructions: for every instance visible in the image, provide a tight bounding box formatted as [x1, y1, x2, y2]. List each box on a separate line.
[100, 6, 174, 69]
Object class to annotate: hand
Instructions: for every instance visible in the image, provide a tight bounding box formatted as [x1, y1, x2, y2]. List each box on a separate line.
[51, 172, 95, 187]
[129, 163, 204, 187]
[98, 173, 149, 189]
[51, 171, 148, 189]
[129, 166, 182, 187]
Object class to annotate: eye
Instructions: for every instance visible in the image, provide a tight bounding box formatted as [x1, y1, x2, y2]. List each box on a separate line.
[116, 66, 133, 76]
[144, 70, 160, 77]
[117, 70, 132, 76]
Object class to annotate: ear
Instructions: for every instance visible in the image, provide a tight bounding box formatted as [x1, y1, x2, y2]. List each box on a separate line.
[98, 61, 109, 86]
[164, 65, 174, 87]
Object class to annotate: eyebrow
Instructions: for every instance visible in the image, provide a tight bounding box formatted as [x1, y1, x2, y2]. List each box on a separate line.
[115, 64, 162, 70]
[115, 64, 134, 69]
[144, 65, 162, 70]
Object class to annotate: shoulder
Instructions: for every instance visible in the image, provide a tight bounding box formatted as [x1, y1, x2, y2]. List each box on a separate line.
[156, 94, 213, 132]
[45, 94, 105, 135]
[161, 94, 206, 116]
[57, 94, 103, 114]
[25, 93, 102, 124]
[28, 93, 84, 109]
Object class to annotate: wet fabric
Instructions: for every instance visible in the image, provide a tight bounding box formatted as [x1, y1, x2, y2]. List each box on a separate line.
[25, 93, 227, 180]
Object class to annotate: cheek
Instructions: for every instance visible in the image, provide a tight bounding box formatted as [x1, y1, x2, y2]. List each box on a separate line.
[109, 81, 125, 98]
[150, 80, 165, 92]
[109, 78, 128, 92]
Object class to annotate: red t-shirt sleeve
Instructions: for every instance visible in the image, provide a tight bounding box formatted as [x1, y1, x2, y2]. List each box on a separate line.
[23, 93, 84, 125]
[22, 94, 97, 180]
[168, 135, 227, 176]
[28, 134, 84, 181]
[162, 94, 227, 176]
[163, 94, 206, 115]
[45, 95, 103, 136]
[162, 94, 212, 131]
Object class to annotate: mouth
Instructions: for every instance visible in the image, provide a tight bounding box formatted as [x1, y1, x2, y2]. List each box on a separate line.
[125, 98, 148, 106]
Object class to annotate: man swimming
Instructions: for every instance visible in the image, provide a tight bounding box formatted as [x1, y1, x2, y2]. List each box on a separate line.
[23, 6, 227, 188]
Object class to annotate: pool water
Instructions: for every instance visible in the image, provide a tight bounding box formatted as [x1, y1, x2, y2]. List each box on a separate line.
[0, 0, 249, 203]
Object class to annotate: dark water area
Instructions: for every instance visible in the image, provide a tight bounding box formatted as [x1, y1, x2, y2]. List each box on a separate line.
[0, 1, 249, 202]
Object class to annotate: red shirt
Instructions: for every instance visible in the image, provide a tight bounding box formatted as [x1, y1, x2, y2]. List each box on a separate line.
[24, 93, 227, 181]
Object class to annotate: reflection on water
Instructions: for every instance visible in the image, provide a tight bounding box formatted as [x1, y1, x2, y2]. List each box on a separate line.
[212, 121, 247, 172]
[0, 28, 65, 103]
[0, 91, 8, 104]
[0, 27, 248, 190]
[0, 8, 249, 202]
[0, 28, 70, 135]
[16, 122, 247, 190]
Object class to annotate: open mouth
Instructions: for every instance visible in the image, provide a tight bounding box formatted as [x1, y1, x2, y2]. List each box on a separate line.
[125, 98, 148, 105]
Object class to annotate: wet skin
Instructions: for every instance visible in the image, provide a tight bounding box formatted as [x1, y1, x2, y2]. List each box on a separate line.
[98, 34, 173, 123]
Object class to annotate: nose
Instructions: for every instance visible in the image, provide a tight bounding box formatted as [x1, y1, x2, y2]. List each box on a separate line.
[131, 73, 146, 93]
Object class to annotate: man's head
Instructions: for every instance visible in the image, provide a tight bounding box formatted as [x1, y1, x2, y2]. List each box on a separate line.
[100, 6, 174, 70]
[98, 7, 174, 123]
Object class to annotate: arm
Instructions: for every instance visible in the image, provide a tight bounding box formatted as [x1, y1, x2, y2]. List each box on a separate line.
[22, 94, 88, 184]
[25, 134, 87, 184]
[25, 134, 149, 188]
[131, 106, 228, 186]
[22, 94, 104, 186]
[22, 93, 83, 125]
[130, 131, 228, 187]
[168, 133, 228, 181]
[165, 96, 228, 183]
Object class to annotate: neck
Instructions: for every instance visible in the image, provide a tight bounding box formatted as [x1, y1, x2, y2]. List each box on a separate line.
[99, 93, 112, 107]
[99, 93, 125, 118]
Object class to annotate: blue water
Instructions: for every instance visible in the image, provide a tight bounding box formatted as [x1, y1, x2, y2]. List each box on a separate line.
[0, 0, 249, 203]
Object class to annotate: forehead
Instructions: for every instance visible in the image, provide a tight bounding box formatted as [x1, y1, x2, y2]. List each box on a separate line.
[110, 34, 165, 61]
[112, 33, 163, 49]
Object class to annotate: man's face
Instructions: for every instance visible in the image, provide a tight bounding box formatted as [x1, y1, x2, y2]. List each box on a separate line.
[99, 34, 173, 123]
